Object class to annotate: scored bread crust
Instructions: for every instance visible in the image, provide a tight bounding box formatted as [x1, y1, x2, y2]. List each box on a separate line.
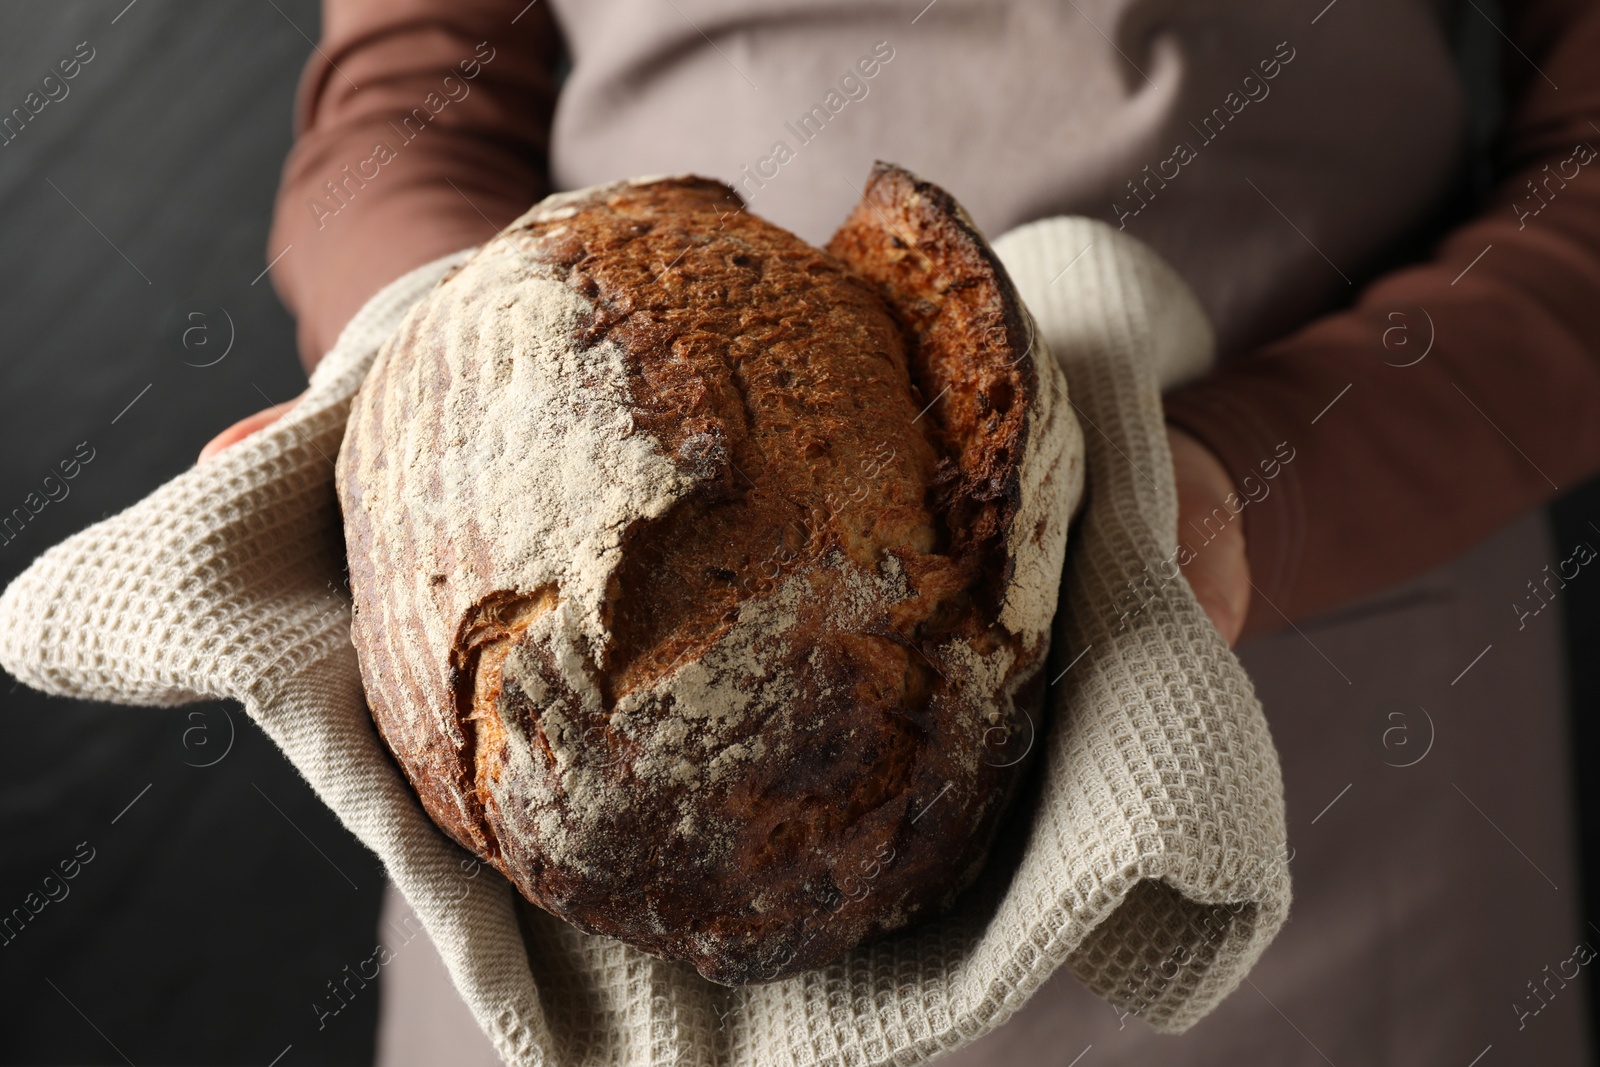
[336, 163, 1084, 984]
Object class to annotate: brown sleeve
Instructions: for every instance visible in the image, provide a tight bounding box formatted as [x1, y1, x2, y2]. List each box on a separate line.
[1163, 0, 1600, 639]
[265, 0, 562, 369]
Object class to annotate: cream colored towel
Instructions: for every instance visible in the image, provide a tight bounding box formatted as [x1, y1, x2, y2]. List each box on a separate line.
[0, 215, 1288, 1066]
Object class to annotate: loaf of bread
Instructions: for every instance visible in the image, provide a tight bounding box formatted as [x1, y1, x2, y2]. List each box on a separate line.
[335, 163, 1083, 984]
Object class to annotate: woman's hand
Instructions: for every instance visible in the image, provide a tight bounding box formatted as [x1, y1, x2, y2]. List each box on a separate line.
[196, 396, 301, 463]
[1168, 425, 1250, 645]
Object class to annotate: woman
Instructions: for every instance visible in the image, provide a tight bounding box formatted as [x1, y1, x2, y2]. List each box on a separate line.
[206, 0, 1600, 1060]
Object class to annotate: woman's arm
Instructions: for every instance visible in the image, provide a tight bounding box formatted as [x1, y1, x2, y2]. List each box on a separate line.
[266, 0, 563, 370]
[1163, 0, 1600, 638]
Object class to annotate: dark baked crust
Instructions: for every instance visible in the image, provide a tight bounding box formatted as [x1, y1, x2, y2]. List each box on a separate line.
[826, 161, 1040, 601]
[337, 164, 1066, 984]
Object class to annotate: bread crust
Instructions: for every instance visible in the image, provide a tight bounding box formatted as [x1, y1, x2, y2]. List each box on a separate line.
[337, 164, 1082, 984]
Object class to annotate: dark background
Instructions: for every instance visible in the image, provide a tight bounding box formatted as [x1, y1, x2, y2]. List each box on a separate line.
[0, 2, 1596, 1065]
[0, 3, 384, 1064]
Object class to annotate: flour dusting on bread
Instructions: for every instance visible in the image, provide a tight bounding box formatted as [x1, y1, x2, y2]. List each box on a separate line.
[336, 165, 1083, 985]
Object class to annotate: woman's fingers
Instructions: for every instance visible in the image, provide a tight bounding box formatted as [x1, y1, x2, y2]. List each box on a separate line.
[197, 397, 302, 463]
